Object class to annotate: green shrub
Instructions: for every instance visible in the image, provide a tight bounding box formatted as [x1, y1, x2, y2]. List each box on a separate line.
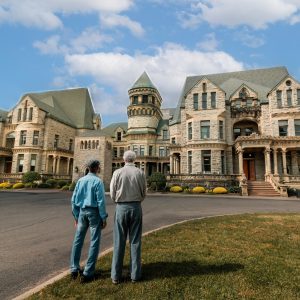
[57, 180, 68, 188]
[228, 186, 241, 193]
[22, 171, 41, 183]
[13, 182, 25, 189]
[170, 186, 183, 193]
[213, 187, 228, 194]
[0, 182, 13, 189]
[46, 179, 58, 188]
[61, 185, 70, 191]
[24, 182, 38, 188]
[69, 181, 76, 191]
[37, 183, 51, 188]
[192, 186, 206, 193]
[147, 172, 167, 191]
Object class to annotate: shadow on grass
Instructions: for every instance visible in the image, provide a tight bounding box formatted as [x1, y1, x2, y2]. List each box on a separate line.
[141, 261, 244, 281]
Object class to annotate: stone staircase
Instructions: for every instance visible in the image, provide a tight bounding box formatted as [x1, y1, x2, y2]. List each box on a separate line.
[247, 181, 281, 197]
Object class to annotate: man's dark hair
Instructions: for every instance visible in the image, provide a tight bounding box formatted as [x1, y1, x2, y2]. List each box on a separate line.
[86, 160, 100, 172]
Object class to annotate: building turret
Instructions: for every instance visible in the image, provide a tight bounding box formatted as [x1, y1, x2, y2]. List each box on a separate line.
[127, 72, 163, 135]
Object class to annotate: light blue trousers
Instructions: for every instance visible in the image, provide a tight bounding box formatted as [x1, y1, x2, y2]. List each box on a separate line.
[111, 202, 142, 281]
[70, 207, 101, 277]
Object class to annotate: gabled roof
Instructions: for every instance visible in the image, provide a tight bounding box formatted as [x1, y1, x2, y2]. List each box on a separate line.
[130, 71, 157, 90]
[170, 66, 289, 125]
[99, 122, 128, 137]
[21, 88, 96, 129]
[0, 108, 8, 121]
[157, 119, 169, 133]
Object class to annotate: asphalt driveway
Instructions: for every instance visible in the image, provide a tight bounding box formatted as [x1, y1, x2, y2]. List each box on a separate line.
[1, 191, 300, 300]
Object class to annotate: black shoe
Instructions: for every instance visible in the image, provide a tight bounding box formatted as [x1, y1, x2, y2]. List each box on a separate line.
[80, 274, 94, 284]
[71, 269, 83, 280]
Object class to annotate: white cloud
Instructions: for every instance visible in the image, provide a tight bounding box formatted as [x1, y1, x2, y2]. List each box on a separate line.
[0, 0, 134, 30]
[64, 43, 244, 115]
[33, 35, 68, 55]
[181, 0, 300, 29]
[100, 13, 145, 37]
[197, 32, 219, 51]
[236, 31, 265, 48]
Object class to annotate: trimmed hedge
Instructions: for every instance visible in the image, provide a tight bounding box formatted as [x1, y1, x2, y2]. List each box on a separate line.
[0, 182, 13, 189]
[46, 179, 58, 188]
[192, 186, 206, 193]
[22, 171, 41, 183]
[13, 182, 25, 189]
[213, 187, 228, 194]
[170, 186, 183, 193]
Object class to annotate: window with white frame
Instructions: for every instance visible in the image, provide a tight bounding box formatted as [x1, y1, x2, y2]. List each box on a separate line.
[30, 154, 37, 171]
[17, 154, 24, 172]
[200, 121, 210, 139]
[159, 146, 165, 157]
[278, 120, 288, 136]
[20, 130, 27, 145]
[202, 150, 211, 173]
[32, 131, 39, 145]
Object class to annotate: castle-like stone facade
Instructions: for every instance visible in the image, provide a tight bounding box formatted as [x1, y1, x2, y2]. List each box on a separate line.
[1, 66, 300, 194]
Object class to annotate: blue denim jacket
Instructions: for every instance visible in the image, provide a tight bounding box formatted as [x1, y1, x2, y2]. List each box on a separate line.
[71, 173, 108, 221]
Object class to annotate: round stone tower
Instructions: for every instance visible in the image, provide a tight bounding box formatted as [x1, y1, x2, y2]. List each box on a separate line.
[127, 71, 163, 135]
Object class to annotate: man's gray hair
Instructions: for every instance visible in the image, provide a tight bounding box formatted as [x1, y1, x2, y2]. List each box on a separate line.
[86, 159, 100, 169]
[123, 150, 136, 163]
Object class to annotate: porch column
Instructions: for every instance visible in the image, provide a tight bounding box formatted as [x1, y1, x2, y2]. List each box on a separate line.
[144, 162, 147, 175]
[67, 157, 70, 175]
[157, 162, 159, 172]
[264, 148, 271, 175]
[45, 156, 49, 174]
[273, 148, 278, 175]
[291, 150, 299, 175]
[57, 156, 61, 175]
[238, 149, 244, 175]
[282, 148, 288, 175]
[53, 156, 57, 174]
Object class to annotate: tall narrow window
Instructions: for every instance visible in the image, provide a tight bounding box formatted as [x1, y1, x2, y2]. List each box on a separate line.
[149, 145, 153, 156]
[23, 108, 27, 121]
[142, 95, 148, 103]
[120, 147, 124, 157]
[17, 108, 22, 121]
[188, 122, 192, 140]
[171, 137, 176, 144]
[277, 90, 282, 107]
[54, 135, 59, 148]
[235, 100, 241, 108]
[219, 120, 224, 140]
[202, 150, 211, 173]
[297, 89, 300, 105]
[113, 147, 118, 158]
[28, 107, 33, 121]
[246, 99, 252, 107]
[162, 129, 169, 140]
[211, 92, 216, 109]
[20, 130, 27, 145]
[117, 132, 122, 141]
[17, 154, 24, 172]
[133, 96, 138, 104]
[202, 93, 207, 109]
[69, 139, 73, 151]
[278, 120, 288, 136]
[140, 145, 145, 156]
[294, 120, 300, 136]
[32, 131, 39, 145]
[30, 154, 37, 171]
[159, 146, 165, 157]
[193, 93, 198, 110]
[221, 150, 225, 174]
[188, 151, 192, 174]
[201, 121, 210, 139]
[287, 89, 292, 106]
[133, 145, 139, 155]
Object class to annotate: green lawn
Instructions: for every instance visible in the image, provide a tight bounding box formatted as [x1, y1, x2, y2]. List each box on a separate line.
[30, 214, 300, 299]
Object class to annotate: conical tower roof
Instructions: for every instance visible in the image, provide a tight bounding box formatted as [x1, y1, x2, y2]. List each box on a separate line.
[130, 71, 157, 90]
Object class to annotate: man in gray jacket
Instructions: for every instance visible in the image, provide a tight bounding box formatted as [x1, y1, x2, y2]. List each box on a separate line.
[110, 150, 146, 284]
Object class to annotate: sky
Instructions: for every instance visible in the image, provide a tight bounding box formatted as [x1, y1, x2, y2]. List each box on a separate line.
[0, 0, 300, 126]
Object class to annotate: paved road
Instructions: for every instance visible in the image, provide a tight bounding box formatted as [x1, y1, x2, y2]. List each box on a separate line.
[1, 191, 300, 300]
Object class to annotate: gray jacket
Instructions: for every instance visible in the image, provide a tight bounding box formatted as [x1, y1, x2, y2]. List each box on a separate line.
[110, 163, 146, 203]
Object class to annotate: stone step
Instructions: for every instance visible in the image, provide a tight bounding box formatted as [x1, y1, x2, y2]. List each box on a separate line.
[247, 181, 281, 196]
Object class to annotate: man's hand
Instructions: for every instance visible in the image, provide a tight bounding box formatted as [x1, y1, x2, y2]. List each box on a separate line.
[101, 219, 107, 229]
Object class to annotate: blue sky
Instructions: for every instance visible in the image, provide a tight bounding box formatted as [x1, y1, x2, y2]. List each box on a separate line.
[1, 0, 300, 126]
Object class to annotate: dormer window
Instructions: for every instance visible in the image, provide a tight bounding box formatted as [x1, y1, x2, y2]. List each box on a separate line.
[239, 87, 248, 99]
[202, 82, 207, 92]
[117, 132, 122, 141]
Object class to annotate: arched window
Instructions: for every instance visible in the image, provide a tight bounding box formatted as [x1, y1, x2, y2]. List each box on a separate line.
[84, 141, 87, 149]
[80, 141, 84, 149]
[92, 140, 95, 149]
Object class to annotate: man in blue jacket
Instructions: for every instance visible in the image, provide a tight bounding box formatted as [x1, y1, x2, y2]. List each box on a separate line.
[70, 159, 108, 283]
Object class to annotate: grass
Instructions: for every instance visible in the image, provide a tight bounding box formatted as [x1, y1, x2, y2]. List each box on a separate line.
[29, 214, 300, 300]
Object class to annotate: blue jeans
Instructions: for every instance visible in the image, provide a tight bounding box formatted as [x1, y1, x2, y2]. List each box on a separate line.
[111, 202, 142, 281]
[70, 207, 101, 277]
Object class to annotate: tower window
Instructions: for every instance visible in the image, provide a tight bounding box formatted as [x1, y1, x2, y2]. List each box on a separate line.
[142, 95, 148, 103]
[133, 96, 138, 104]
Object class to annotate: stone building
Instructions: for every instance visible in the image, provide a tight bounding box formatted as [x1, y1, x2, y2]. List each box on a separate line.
[169, 66, 300, 195]
[1, 66, 300, 195]
[0, 88, 101, 182]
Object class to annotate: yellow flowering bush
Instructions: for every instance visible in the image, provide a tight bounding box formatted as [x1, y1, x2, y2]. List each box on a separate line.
[213, 187, 228, 194]
[170, 186, 183, 193]
[0, 182, 13, 189]
[13, 182, 25, 189]
[192, 186, 206, 193]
